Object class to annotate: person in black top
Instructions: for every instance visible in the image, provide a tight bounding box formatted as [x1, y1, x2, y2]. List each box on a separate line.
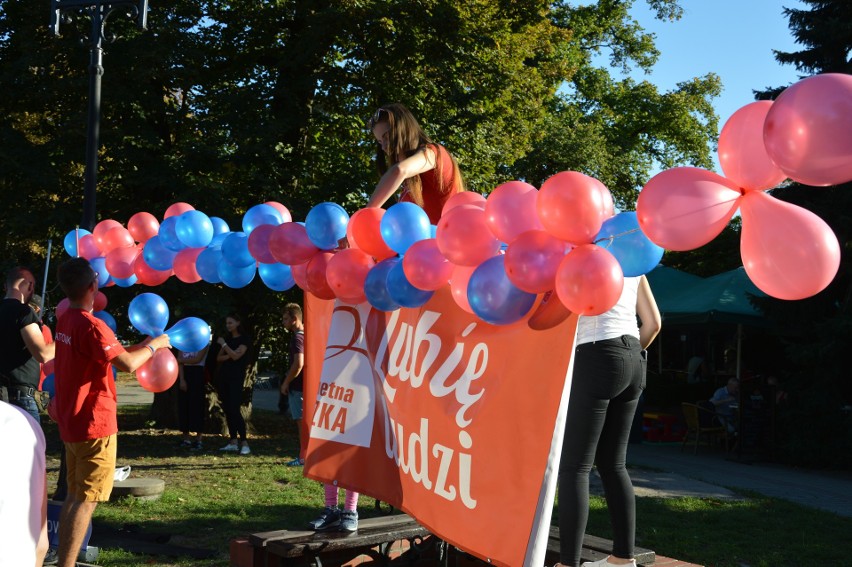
[280, 303, 305, 466]
[216, 313, 252, 455]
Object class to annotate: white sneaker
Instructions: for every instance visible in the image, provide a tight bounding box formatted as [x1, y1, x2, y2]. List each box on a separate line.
[581, 558, 636, 567]
[220, 442, 239, 452]
[239, 444, 251, 455]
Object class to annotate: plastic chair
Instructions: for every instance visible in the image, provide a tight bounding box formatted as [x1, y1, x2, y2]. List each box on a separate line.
[681, 402, 730, 454]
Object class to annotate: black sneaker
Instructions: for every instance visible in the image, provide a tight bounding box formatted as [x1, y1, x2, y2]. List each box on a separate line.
[43, 547, 59, 565]
[308, 506, 340, 531]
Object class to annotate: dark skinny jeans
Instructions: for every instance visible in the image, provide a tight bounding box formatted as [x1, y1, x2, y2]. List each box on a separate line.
[222, 376, 247, 441]
[558, 335, 646, 566]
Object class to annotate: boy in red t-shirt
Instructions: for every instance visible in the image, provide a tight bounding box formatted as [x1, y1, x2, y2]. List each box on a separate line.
[54, 258, 170, 567]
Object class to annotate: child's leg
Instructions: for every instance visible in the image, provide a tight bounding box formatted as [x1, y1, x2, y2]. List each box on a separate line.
[343, 490, 359, 512]
[325, 484, 339, 508]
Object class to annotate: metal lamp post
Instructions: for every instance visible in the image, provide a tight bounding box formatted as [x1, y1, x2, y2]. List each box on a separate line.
[50, 1, 149, 231]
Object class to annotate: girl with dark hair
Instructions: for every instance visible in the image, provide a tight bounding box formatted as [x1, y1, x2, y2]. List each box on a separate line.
[216, 314, 252, 455]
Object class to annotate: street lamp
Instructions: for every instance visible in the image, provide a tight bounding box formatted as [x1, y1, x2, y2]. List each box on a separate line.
[50, 1, 149, 231]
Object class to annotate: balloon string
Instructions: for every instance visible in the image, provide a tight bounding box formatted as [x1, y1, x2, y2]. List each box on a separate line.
[593, 227, 642, 248]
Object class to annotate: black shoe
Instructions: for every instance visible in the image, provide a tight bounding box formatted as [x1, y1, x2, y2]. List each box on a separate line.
[43, 547, 59, 565]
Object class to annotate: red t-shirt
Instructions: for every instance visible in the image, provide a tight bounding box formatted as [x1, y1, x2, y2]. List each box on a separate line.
[400, 144, 460, 224]
[54, 308, 126, 442]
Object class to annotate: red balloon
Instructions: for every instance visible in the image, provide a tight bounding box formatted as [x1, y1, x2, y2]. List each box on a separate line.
[449, 264, 477, 314]
[264, 201, 293, 223]
[347, 208, 396, 260]
[101, 226, 135, 253]
[93, 220, 123, 251]
[436, 205, 500, 266]
[739, 191, 840, 300]
[269, 222, 320, 265]
[173, 247, 204, 283]
[136, 349, 179, 393]
[93, 291, 108, 312]
[504, 230, 568, 293]
[247, 224, 277, 264]
[56, 297, 70, 320]
[555, 245, 624, 316]
[591, 178, 615, 219]
[326, 249, 375, 299]
[128, 212, 160, 243]
[306, 252, 336, 300]
[291, 260, 311, 293]
[636, 167, 741, 251]
[719, 101, 787, 191]
[537, 171, 608, 245]
[763, 73, 852, 187]
[402, 239, 453, 291]
[133, 254, 172, 286]
[43, 358, 56, 377]
[164, 202, 194, 219]
[105, 245, 140, 279]
[484, 181, 544, 244]
[78, 234, 103, 260]
[442, 191, 486, 216]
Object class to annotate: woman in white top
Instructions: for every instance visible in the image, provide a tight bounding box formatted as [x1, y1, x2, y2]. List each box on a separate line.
[555, 276, 661, 567]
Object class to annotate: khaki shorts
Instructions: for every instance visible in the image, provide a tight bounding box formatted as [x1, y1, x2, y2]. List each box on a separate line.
[65, 434, 118, 502]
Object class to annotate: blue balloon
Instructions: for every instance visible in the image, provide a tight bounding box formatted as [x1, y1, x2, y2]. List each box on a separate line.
[468, 256, 536, 325]
[94, 310, 117, 333]
[258, 263, 295, 291]
[42, 373, 55, 397]
[210, 217, 230, 235]
[210, 231, 230, 248]
[221, 232, 255, 267]
[242, 204, 284, 235]
[166, 317, 211, 352]
[113, 274, 138, 288]
[364, 258, 402, 312]
[129, 293, 170, 336]
[218, 258, 256, 288]
[63, 229, 91, 257]
[381, 202, 431, 255]
[158, 216, 187, 252]
[89, 257, 110, 288]
[142, 235, 178, 271]
[595, 212, 664, 277]
[196, 247, 223, 283]
[387, 259, 434, 308]
[305, 202, 349, 250]
[175, 210, 214, 248]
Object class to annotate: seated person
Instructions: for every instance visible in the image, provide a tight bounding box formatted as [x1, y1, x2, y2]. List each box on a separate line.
[710, 377, 739, 432]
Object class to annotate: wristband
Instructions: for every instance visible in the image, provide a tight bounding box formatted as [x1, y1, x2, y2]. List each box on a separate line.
[146, 345, 156, 356]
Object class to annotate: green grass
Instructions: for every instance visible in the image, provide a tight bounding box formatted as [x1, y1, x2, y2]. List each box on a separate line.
[44, 404, 852, 567]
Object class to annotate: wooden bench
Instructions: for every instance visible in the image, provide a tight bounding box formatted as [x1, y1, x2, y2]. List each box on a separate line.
[234, 514, 655, 567]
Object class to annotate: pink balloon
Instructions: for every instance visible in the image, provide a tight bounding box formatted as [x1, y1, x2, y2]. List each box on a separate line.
[306, 252, 336, 300]
[403, 239, 453, 291]
[247, 224, 277, 264]
[78, 234, 103, 260]
[291, 260, 311, 293]
[93, 291, 108, 312]
[537, 171, 608, 244]
[555, 245, 624, 316]
[164, 202, 195, 219]
[449, 264, 477, 314]
[442, 191, 486, 216]
[264, 201, 293, 223]
[133, 254, 172, 286]
[484, 181, 544, 244]
[347, 208, 396, 260]
[739, 191, 840, 300]
[326, 249, 375, 299]
[591, 178, 615, 219]
[173, 247, 204, 283]
[56, 298, 69, 319]
[718, 101, 787, 191]
[436, 205, 500, 266]
[93, 220, 123, 251]
[104, 245, 140, 279]
[128, 212, 160, 243]
[269, 222, 320, 265]
[504, 230, 568, 293]
[43, 358, 55, 377]
[636, 167, 742, 251]
[763, 73, 852, 187]
[101, 226, 135, 253]
[136, 349, 179, 393]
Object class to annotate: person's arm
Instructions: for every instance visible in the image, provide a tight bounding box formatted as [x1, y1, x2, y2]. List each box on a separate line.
[366, 146, 437, 208]
[279, 352, 305, 395]
[217, 337, 247, 361]
[112, 334, 171, 373]
[636, 275, 661, 350]
[20, 323, 55, 364]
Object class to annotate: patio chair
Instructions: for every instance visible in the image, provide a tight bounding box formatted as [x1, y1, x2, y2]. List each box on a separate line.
[681, 402, 730, 454]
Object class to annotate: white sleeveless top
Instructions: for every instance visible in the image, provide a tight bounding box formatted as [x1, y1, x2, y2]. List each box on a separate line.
[575, 277, 640, 346]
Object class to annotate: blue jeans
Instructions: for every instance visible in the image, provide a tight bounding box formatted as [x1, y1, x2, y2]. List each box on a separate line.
[11, 394, 41, 424]
[559, 335, 646, 566]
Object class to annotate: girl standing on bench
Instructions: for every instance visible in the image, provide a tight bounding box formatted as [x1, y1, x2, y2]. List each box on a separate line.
[309, 485, 359, 532]
[554, 276, 660, 567]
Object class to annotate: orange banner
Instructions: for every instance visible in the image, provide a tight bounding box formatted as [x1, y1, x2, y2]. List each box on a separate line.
[304, 288, 577, 567]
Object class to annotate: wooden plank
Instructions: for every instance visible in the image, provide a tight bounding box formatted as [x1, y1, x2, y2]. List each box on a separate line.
[546, 526, 656, 566]
[249, 514, 420, 547]
[266, 521, 428, 559]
